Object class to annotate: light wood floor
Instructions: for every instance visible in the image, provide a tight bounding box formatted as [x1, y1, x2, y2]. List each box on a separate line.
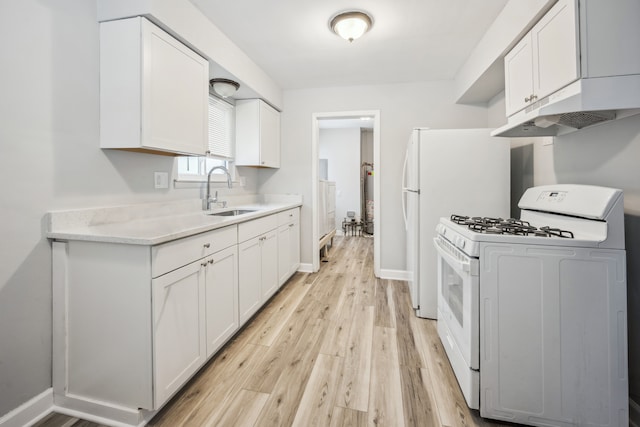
[36, 236, 516, 427]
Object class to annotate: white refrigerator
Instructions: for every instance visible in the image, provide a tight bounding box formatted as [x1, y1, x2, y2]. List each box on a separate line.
[402, 128, 510, 319]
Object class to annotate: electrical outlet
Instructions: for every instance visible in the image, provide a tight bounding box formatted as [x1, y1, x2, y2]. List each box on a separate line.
[154, 172, 169, 189]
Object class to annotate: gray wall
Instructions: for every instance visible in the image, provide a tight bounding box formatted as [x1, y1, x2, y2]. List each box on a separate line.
[258, 82, 489, 273]
[489, 93, 640, 405]
[0, 0, 257, 416]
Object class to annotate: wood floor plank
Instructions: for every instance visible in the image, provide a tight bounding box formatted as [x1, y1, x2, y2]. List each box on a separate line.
[148, 342, 268, 426]
[244, 273, 312, 347]
[336, 305, 374, 411]
[374, 278, 395, 328]
[394, 280, 424, 368]
[400, 366, 441, 426]
[243, 293, 325, 393]
[202, 388, 269, 427]
[291, 353, 342, 427]
[329, 406, 368, 427]
[254, 318, 328, 427]
[368, 326, 405, 427]
[319, 278, 358, 357]
[412, 319, 507, 427]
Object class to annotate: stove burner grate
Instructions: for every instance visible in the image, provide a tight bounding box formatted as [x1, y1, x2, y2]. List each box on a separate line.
[450, 214, 574, 238]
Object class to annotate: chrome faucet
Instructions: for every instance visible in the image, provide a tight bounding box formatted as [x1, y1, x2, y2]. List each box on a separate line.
[203, 165, 232, 210]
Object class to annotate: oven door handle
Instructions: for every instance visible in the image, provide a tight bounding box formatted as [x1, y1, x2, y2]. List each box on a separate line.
[433, 237, 471, 273]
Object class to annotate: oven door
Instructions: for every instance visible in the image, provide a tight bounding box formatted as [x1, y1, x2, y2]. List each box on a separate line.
[433, 235, 479, 370]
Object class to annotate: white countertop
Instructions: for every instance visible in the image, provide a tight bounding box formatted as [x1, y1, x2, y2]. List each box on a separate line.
[47, 195, 302, 245]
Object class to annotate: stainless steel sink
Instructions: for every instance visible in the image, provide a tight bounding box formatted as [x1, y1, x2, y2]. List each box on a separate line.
[207, 209, 257, 217]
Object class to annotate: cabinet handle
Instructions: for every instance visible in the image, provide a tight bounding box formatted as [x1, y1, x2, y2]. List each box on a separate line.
[524, 94, 537, 102]
[201, 262, 207, 267]
[289, 224, 294, 227]
[204, 243, 211, 248]
[209, 259, 214, 264]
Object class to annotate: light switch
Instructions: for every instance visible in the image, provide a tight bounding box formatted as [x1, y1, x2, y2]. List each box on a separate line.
[154, 172, 169, 189]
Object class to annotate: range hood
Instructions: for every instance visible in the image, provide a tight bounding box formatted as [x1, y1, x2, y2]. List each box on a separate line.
[492, 74, 640, 138]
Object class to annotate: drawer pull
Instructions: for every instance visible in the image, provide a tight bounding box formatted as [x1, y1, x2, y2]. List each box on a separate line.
[209, 259, 214, 264]
[201, 262, 207, 267]
[289, 224, 294, 227]
[203, 243, 211, 248]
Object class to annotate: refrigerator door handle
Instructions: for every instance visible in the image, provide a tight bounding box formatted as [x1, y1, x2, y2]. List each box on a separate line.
[401, 147, 409, 191]
[402, 189, 408, 230]
[401, 146, 410, 229]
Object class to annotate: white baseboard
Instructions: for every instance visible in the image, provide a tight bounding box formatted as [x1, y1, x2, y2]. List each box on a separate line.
[631, 398, 640, 427]
[378, 269, 409, 281]
[0, 388, 53, 427]
[297, 263, 314, 273]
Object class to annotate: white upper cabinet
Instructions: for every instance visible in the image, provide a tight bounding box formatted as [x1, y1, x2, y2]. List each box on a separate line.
[235, 99, 281, 168]
[100, 17, 209, 156]
[504, 0, 579, 116]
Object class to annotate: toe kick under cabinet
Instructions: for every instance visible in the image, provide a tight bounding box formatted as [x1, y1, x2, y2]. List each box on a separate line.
[51, 225, 238, 424]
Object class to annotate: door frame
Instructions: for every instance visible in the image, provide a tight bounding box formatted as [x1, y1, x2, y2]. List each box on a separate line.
[311, 110, 381, 276]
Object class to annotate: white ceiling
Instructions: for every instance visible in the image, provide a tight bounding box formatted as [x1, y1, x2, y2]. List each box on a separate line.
[190, 0, 508, 91]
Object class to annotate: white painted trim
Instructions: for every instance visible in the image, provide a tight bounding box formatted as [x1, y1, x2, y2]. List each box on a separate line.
[631, 398, 640, 427]
[379, 269, 409, 281]
[312, 110, 381, 276]
[372, 112, 381, 278]
[52, 405, 149, 427]
[311, 115, 320, 273]
[0, 389, 53, 427]
[297, 263, 314, 273]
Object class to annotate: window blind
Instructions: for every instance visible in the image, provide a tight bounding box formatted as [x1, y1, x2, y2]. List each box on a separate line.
[208, 95, 234, 159]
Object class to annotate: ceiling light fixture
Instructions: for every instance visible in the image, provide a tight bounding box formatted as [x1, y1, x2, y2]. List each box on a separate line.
[329, 10, 373, 42]
[209, 78, 240, 98]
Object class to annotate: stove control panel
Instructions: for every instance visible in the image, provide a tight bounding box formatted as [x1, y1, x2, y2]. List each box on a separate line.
[537, 191, 567, 202]
[518, 184, 622, 220]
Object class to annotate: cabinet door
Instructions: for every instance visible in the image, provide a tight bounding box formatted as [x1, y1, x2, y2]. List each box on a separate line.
[239, 236, 263, 325]
[261, 229, 279, 300]
[531, 0, 579, 100]
[141, 19, 209, 155]
[205, 246, 239, 358]
[235, 99, 280, 168]
[504, 33, 534, 116]
[278, 224, 291, 286]
[152, 260, 206, 408]
[289, 218, 300, 276]
[259, 101, 280, 168]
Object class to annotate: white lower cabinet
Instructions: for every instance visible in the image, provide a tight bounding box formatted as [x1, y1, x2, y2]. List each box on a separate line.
[278, 208, 300, 286]
[205, 245, 239, 357]
[51, 208, 300, 426]
[238, 215, 279, 325]
[152, 244, 239, 405]
[152, 260, 206, 406]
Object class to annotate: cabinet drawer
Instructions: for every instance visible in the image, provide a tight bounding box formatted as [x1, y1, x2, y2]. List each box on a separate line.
[152, 225, 237, 278]
[238, 215, 279, 243]
[278, 208, 299, 226]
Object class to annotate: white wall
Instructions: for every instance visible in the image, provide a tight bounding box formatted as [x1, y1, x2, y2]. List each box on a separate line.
[258, 81, 489, 273]
[0, 0, 258, 416]
[319, 128, 361, 232]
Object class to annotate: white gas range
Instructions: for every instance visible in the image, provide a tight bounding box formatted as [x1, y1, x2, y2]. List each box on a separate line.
[433, 184, 628, 426]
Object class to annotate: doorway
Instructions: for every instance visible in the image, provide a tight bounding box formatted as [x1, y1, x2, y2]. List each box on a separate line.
[311, 110, 381, 275]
